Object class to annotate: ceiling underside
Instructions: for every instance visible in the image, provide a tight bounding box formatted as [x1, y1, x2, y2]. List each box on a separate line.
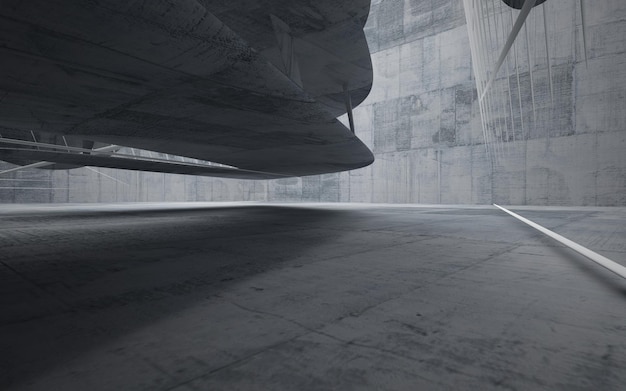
[0, 0, 374, 178]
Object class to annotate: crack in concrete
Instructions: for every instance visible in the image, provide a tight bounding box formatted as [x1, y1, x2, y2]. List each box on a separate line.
[166, 299, 441, 389]
[162, 329, 308, 391]
[0, 260, 72, 313]
[165, 244, 523, 389]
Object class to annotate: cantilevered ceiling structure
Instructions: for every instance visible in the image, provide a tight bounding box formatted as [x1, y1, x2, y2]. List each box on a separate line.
[0, 0, 375, 179]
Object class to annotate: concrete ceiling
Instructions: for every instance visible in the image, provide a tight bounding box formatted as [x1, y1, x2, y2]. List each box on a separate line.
[0, 0, 375, 178]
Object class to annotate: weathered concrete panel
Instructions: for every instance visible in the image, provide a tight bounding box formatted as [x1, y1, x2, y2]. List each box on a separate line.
[575, 55, 626, 134]
[582, 0, 626, 26]
[396, 98, 413, 151]
[367, 46, 401, 104]
[399, 39, 425, 98]
[320, 174, 340, 202]
[211, 179, 240, 202]
[143, 173, 165, 202]
[50, 170, 69, 203]
[596, 131, 626, 206]
[493, 152, 527, 205]
[269, 177, 302, 202]
[435, 87, 457, 147]
[353, 105, 374, 150]
[373, 99, 400, 153]
[1, 0, 624, 206]
[195, 177, 212, 202]
[338, 172, 351, 203]
[525, 134, 598, 206]
[184, 176, 198, 202]
[111, 170, 135, 203]
[403, 0, 465, 45]
[376, 0, 404, 51]
[440, 147, 473, 204]
[471, 146, 493, 204]
[455, 83, 478, 146]
[236, 181, 259, 202]
[301, 176, 321, 202]
[97, 168, 119, 203]
[68, 169, 99, 203]
[348, 165, 373, 203]
[421, 34, 441, 93]
[403, 0, 433, 43]
[438, 26, 472, 90]
[363, 2, 380, 53]
[416, 149, 439, 203]
[0, 163, 15, 201]
[384, 152, 411, 203]
[409, 90, 441, 150]
[164, 174, 186, 202]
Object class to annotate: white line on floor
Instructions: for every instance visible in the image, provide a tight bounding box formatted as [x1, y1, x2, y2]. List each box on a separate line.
[493, 203, 626, 279]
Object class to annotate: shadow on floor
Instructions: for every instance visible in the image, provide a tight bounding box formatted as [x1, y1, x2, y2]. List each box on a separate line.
[0, 205, 358, 388]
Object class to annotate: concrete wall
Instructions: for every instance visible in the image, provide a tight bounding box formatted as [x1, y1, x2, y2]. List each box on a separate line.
[340, 0, 626, 206]
[1, 0, 625, 206]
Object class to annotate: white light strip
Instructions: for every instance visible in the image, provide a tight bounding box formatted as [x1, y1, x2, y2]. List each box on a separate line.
[480, 0, 537, 102]
[493, 204, 626, 279]
[511, 8, 525, 139]
[464, 0, 489, 155]
[0, 145, 127, 176]
[579, 0, 589, 67]
[0, 137, 117, 155]
[0, 138, 236, 170]
[0, 139, 292, 177]
[84, 166, 130, 186]
[542, 3, 554, 103]
[524, 22, 537, 121]
[0, 161, 53, 175]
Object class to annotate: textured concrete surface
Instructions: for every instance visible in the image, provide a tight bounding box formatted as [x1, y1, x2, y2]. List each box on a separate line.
[1, 202, 625, 390]
[1, 0, 625, 205]
[349, 0, 626, 206]
[0, 0, 374, 177]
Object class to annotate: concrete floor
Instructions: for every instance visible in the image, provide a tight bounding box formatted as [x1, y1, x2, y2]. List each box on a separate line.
[0, 202, 625, 390]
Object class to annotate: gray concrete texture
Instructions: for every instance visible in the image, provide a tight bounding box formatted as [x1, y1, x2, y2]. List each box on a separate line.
[1, 203, 625, 390]
[1, 0, 625, 206]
